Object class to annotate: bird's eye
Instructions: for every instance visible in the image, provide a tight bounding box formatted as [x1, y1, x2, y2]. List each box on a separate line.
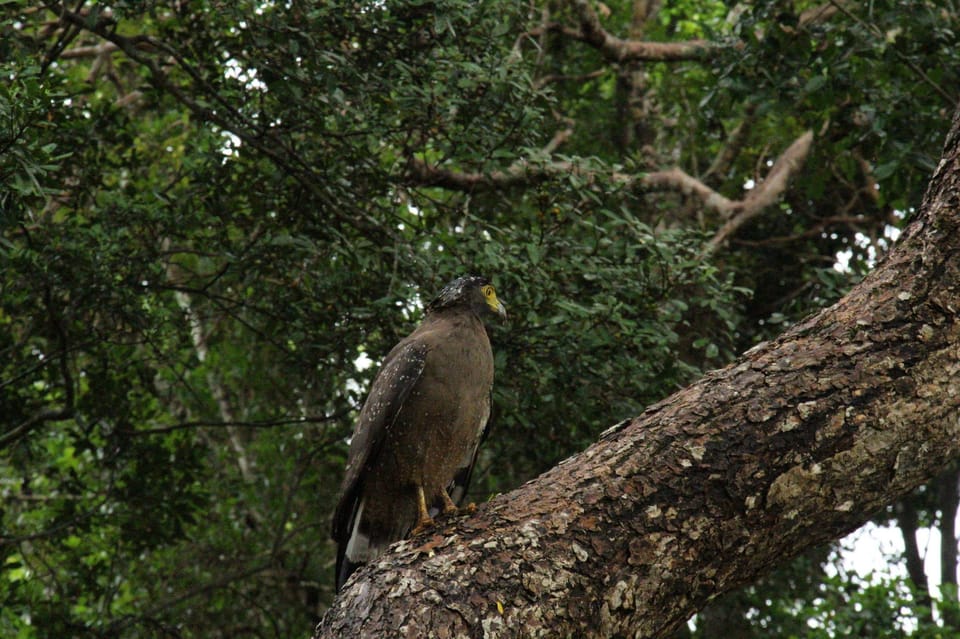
[482, 285, 495, 299]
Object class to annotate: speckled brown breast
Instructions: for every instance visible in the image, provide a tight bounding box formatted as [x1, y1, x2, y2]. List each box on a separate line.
[359, 311, 492, 542]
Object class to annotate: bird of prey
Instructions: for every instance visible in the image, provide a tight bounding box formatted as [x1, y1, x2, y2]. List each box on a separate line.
[331, 275, 507, 591]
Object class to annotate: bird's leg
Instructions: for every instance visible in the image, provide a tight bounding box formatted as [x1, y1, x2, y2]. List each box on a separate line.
[439, 489, 459, 515]
[410, 485, 435, 535]
[440, 490, 477, 516]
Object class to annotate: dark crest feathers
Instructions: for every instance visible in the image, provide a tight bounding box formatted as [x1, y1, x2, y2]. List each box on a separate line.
[426, 275, 489, 313]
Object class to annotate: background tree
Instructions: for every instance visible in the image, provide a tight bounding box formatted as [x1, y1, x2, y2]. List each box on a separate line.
[1, 0, 958, 637]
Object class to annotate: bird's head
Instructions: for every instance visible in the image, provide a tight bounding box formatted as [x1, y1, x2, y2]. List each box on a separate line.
[427, 275, 507, 321]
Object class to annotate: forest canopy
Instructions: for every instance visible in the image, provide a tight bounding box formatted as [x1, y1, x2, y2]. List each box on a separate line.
[2, 1, 959, 637]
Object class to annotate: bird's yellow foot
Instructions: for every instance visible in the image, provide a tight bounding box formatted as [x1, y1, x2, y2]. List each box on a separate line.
[412, 485, 435, 535]
[440, 491, 476, 516]
[410, 516, 436, 536]
[440, 490, 460, 515]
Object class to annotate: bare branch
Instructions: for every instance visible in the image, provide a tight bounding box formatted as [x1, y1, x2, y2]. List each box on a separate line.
[406, 158, 748, 217]
[533, 69, 606, 90]
[705, 130, 814, 253]
[798, 1, 846, 27]
[59, 42, 119, 58]
[120, 413, 351, 436]
[637, 166, 739, 214]
[406, 131, 813, 236]
[746, 130, 814, 210]
[164, 240, 254, 483]
[567, 0, 715, 62]
[542, 121, 576, 154]
[406, 157, 542, 191]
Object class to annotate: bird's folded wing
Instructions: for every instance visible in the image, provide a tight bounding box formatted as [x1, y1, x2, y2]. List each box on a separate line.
[331, 340, 429, 543]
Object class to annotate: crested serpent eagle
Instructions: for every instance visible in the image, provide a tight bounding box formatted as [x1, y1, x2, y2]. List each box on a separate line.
[331, 275, 507, 591]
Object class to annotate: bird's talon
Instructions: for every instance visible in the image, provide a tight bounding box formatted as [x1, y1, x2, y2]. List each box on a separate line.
[411, 518, 435, 536]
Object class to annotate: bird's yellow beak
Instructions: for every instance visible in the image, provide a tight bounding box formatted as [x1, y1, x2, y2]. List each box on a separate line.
[482, 285, 507, 320]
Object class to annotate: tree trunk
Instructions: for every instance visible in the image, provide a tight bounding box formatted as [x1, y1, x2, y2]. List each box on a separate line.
[939, 465, 960, 629]
[315, 110, 960, 638]
[896, 496, 934, 623]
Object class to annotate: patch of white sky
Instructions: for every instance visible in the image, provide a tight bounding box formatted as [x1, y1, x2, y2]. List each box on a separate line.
[349, 211, 448, 387]
[743, 168, 905, 273]
[223, 57, 268, 93]
[832, 519, 957, 631]
[833, 222, 904, 273]
[218, 0, 387, 160]
[835, 521, 932, 586]
[218, 0, 282, 157]
[685, 517, 950, 635]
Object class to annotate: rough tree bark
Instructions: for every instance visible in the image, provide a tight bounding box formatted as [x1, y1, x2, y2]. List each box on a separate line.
[316, 110, 960, 638]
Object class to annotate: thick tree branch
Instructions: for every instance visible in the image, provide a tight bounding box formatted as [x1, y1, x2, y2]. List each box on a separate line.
[406, 154, 738, 216]
[562, 0, 715, 62]
[318, 112, 960, 637]
[407, 130, 813, 237]
[705, 130, 814, 253]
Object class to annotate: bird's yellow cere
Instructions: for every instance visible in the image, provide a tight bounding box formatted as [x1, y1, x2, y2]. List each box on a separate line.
[482, 285, 506, 317]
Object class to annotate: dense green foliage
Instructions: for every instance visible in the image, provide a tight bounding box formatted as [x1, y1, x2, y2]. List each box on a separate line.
[2, 0, 958, 637]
